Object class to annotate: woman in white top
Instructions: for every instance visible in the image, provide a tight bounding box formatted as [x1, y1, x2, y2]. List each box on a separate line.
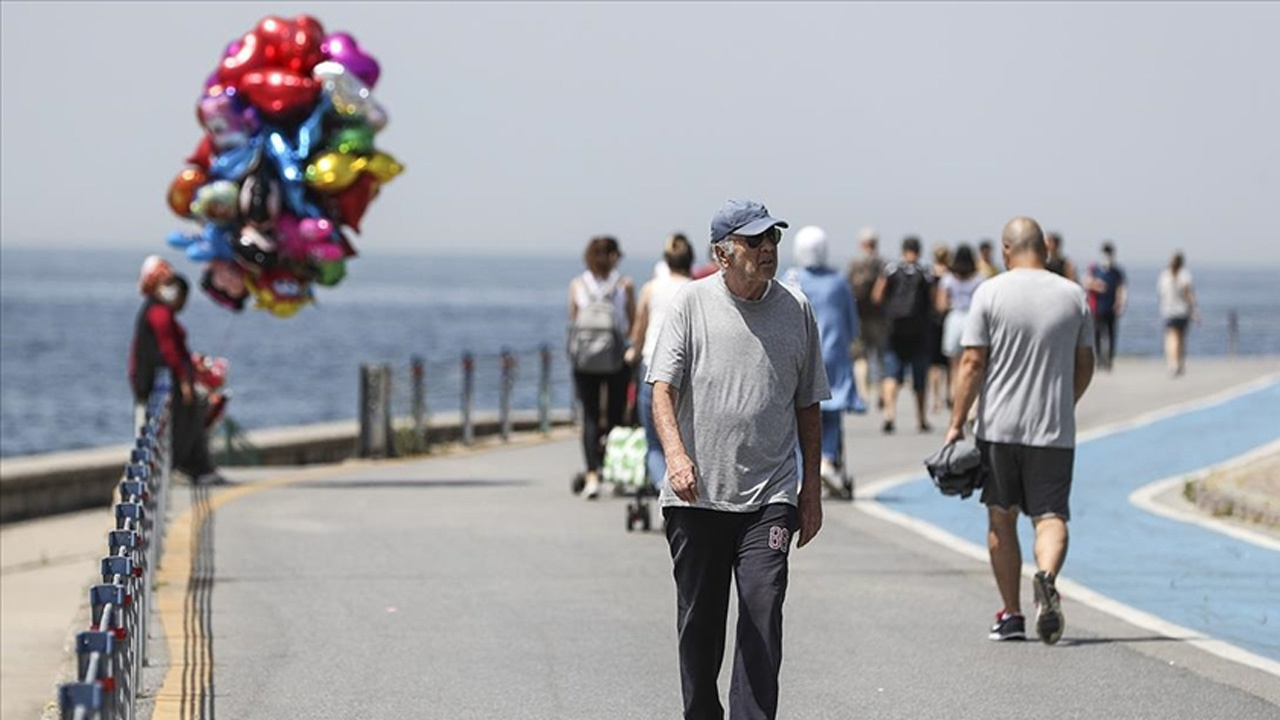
[1156, 251, 1198, 376]
[568, 236, 635, 498]
[626, 234, 693, 491]
[935, 244, 984, 403]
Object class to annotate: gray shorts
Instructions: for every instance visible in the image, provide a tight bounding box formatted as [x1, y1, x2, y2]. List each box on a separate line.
[977, 440, 1074, 520]
[852, 315, 885, 360]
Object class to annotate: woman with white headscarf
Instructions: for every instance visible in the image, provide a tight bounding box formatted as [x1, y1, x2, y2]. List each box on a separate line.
[784, 226, 864, 500]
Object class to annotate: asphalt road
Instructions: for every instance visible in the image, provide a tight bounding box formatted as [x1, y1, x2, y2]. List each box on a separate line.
[181, 358, 1280, 719]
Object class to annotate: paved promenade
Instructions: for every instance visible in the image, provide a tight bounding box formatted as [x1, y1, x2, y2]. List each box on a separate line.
[5, 357, 1280, 719]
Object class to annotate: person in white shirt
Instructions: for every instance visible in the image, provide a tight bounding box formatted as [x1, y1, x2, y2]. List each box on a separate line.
[1156, 251, 1198, 377]
[626, 233, 694, 490]
[567, 236, 635, 498]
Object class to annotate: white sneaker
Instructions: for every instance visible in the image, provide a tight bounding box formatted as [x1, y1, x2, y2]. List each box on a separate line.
[819, 460, 842, 496]
[582, 474, 601, 500]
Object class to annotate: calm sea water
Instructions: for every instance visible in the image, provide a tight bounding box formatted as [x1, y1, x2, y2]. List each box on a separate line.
[2, 246, 1277, 457]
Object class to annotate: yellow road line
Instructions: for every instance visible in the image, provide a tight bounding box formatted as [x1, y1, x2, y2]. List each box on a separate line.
[151, 465, 350, 719]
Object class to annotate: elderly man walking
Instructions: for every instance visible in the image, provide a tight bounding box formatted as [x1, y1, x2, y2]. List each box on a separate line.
[945, 217, 1095, 645]
[647, 199, 829, 719]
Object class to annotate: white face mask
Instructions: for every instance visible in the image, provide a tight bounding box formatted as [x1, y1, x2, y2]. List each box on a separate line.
[157, 285, 180, 303]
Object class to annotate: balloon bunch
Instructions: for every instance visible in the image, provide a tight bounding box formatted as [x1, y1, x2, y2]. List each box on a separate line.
[166, 15, 402, 317]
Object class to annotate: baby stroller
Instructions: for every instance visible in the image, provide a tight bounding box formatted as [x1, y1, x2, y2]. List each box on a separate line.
[600, 425, 655, 531]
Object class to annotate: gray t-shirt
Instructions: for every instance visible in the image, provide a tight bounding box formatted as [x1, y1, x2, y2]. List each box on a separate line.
[645, 274, 830, 512]
[961, 268, 1094, 449]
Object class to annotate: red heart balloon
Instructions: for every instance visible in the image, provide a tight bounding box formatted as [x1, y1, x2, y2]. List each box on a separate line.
[254, 16, 292, 67]
[238, 69, 320, 122]
[254, 15, 325, 75]
[186, 135, 214, 169]
[328, 173, 380, 233]
[217, 30, 268, 87]
[285, 15, 327, 74]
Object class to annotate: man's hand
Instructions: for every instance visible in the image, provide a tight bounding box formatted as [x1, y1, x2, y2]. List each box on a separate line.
[943, 425, 964, 445]
[180, 381, 195, 406]
[796, 490, 823, 548]
[667, 452, 699, 503]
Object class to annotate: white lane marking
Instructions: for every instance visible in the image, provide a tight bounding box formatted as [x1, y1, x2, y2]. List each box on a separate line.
[1129, 438, 1280, 553]
[1076, 372, 1280, 443]
[856, 496, 1280, 678]
[858, 374, 1280, 678]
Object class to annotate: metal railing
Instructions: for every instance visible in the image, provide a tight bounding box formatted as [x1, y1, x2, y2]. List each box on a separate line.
[359, 344, 576, 458]
[59, 373, 174, 720]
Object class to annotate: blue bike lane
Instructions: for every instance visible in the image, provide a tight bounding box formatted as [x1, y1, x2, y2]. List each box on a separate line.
[875, 379, 1280, 662]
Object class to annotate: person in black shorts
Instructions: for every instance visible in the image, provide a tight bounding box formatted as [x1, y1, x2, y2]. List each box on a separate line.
[946, 217, 1095, 645]
[871, 236, 933, 434]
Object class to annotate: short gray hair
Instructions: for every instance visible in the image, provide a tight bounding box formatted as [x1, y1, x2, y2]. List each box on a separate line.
[712, 238, 736, 261]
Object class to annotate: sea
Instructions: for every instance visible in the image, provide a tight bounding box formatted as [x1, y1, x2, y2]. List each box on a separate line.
[2, 246, 1278, 458]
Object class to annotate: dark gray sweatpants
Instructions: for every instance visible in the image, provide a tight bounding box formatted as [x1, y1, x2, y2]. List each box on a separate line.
[664, 503, 799, 720]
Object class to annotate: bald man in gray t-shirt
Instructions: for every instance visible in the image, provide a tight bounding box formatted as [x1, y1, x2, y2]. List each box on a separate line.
[947, 216, 1095, 647]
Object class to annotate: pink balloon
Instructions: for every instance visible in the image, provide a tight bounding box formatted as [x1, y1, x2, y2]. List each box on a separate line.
[276, 215, 343, 263]
[320, 32, 380, 87]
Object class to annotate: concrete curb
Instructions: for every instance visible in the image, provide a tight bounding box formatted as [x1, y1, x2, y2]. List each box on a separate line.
[1186, 451, 1280, 530]
[1189, 478, 1280, 530]
[0, 410, 573, 524]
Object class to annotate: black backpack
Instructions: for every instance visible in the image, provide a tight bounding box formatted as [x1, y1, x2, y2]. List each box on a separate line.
[884, 264, 930, 322]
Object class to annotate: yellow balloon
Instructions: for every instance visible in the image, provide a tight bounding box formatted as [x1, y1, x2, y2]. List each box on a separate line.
[305, 152, 363, 193]
[245, 275, 311, 318]
[362, 151, 404, 184]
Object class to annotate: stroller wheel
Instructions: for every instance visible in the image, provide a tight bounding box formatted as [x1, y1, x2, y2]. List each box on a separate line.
[571, 473, 586, 495]
[640, 504, 652, 532]
[625, 503, 637, 532]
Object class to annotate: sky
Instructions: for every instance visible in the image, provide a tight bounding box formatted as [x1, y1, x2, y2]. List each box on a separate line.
[2, 2, 1278, 268]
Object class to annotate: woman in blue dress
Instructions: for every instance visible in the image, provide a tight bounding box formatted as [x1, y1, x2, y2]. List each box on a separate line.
[785, 226, 866, 500]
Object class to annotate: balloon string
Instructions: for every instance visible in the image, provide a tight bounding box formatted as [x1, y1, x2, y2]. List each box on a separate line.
[215, 311, 236, 359]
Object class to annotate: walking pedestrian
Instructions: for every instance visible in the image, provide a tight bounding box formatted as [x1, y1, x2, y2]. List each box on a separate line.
[977, 239, 1001, 278]
[786, 225, 863, 500]
[871, 236, 934, 434]
[567, 235, 636, 499]
[627, 233, 694, 491]
[1083, 241, 1127, 370]
[1044, 231, 1078, 282]
[128, 259, 226, 485]
[647, 199, 828, 720]
[1157, 251, 1198, 377]
[846, 227, 887, 410]
[945, 217, 1095, 645]
[927, 245, 953, 415]
[936, 244, 984, 393]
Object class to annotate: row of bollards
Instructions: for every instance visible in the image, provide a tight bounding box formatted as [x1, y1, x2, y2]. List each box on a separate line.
[359, 345, 556, 459]
[59, 373, 173, 720]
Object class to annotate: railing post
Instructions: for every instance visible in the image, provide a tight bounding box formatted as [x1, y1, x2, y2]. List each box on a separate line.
[499, 348, 515, 442]
[411, 355, 427, 452]
[1228, 309, 1239, 357]
[461, 353, 475, 446]
[539, 344, 552, 434]
[358, 364, 393, 458]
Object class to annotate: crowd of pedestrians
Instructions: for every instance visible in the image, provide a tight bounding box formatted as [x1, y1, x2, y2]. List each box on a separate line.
[562, 203, 1202, 719]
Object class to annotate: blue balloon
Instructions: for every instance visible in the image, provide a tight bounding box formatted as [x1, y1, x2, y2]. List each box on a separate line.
[167, 225, 235, 262]
[209, 135, 264, 181]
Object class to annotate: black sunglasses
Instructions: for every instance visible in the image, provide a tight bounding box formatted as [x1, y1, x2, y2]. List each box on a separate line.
[737, 226, 783, 249]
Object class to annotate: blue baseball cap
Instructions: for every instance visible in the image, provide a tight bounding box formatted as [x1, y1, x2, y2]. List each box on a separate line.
[710, 199, 788, 244]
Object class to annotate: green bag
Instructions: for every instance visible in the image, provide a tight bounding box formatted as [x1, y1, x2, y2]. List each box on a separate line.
[601, 426, 648, 489]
